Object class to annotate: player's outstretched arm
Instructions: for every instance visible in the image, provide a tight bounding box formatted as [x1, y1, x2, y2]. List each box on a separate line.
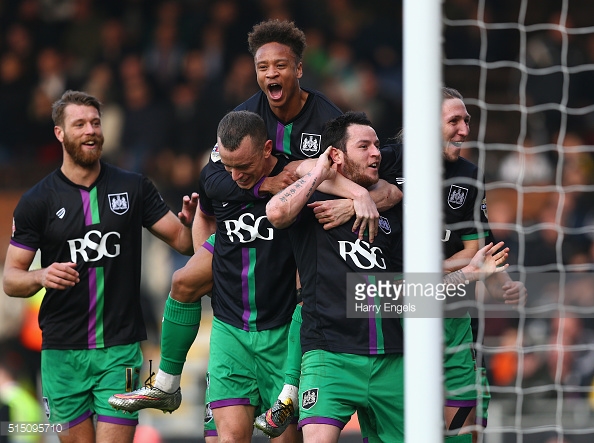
[443, 242, 509, 286]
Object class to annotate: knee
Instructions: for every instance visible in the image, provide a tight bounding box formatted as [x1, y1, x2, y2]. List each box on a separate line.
[170, 270, 201, 303]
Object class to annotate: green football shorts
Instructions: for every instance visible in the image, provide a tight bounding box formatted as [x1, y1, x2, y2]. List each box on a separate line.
[41, 343, 142, 426]
[207, 317, 289, 412]
[299, 349, 404, 443]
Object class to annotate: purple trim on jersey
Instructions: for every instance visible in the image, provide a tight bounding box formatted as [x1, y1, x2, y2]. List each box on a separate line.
[241, 248, 250, 331]
[204, 430, 218, 437]
[275, 122, 285, 154]
[66, 409, 93, 429]
[445, 399, 477, 408]
[481, 417, 488, 427]
[97, 414, 138, 426]
[366, 275, 378, 355]
[253, 175, 267, 198]
[298, 416, 346, 430]
[210, 398, 251, 409]
[203, 240, 214, 254]
[88, 268, 98, 348]
[363, 439, 369, 443]
[9, 239, 36, 251]
[80, 189, 93, 225]
[200, 201, 214, 217]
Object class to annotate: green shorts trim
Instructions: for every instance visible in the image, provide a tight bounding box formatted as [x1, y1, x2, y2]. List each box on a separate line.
[299, 350, 404, 443]
[207, 317, 289, 411]
[41, 343, 142, 426]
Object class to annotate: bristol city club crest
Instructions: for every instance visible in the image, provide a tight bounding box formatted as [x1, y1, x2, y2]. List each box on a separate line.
[300, 133, 322, 157]
[109, 192, 130, 215]
[302, 388, 319, 410]
[447, 185, 468, 209]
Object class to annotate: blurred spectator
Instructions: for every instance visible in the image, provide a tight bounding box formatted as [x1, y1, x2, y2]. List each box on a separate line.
[34, 46, 68, 102]
[93, 18, 131, 84]
[521, 11, 586, 143]
[259, 0, 293, 21]
[0, 53, 31, 162]
[82, 63, 124, 157]
[4, 23, 36, 80]
[120, 74, 171, 173]
[498, 139, 555, 187]
[222, 53, 259, 111]
[557, 132, 594, 263]
[26, 86, 62, 166]
[491, 316, 594, 403]
[143, 16, 186, 99]
[60, 0, 104, 81]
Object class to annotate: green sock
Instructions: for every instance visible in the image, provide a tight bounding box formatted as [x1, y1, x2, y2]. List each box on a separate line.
[159, 295, 202, 375]
[283, 304, 303, 387]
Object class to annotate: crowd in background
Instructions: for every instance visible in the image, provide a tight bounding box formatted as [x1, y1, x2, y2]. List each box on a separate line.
[0, 0, 593, 437]
[0, 0, 401, 200]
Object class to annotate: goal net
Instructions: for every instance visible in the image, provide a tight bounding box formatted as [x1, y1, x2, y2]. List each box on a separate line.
[443, 0, 594, 442]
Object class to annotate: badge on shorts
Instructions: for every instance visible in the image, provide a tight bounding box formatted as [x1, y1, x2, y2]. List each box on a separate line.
[300, 133, 321, 157]
[447, 185, 468, 209]
[43, 397, 50, 419]
[302, 388, 319, 410]
[204, 402, 213, 424]
[108, 192, 130, 215]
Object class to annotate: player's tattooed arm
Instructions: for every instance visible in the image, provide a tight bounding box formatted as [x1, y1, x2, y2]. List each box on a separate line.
[267, 147, 333, 228]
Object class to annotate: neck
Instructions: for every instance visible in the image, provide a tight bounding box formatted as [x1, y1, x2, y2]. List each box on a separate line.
[61, 157, 101, 187]
[262, 154, 278, 177]
[271, 88, 309, 123]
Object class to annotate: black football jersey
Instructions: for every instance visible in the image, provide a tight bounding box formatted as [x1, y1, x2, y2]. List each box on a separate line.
[10, 162, 170, 349]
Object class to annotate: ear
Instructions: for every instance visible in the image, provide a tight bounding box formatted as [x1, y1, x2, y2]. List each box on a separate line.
[296, 61, 303, 79]
[54, 126, 64, 143]
[329, 146, 343, 165]
[263, 139, 273, 158]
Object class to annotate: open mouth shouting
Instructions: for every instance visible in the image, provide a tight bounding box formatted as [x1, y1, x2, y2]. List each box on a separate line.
[268, 83, 283, 100]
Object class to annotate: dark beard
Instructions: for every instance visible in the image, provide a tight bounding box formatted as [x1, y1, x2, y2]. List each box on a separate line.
[63, 134, 104, 167]
[342, 155, 378, 189]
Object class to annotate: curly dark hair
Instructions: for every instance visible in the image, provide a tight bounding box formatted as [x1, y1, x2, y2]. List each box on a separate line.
[247, 19, 307, 61]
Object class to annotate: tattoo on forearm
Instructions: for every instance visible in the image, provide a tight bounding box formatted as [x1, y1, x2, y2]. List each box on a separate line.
[443, 269, 467, 286]
[277, 173, 319, 203]
[305, 174, 318, 198]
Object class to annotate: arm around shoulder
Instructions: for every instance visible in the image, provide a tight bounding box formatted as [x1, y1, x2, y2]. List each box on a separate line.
[267, 148, 334, 228]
